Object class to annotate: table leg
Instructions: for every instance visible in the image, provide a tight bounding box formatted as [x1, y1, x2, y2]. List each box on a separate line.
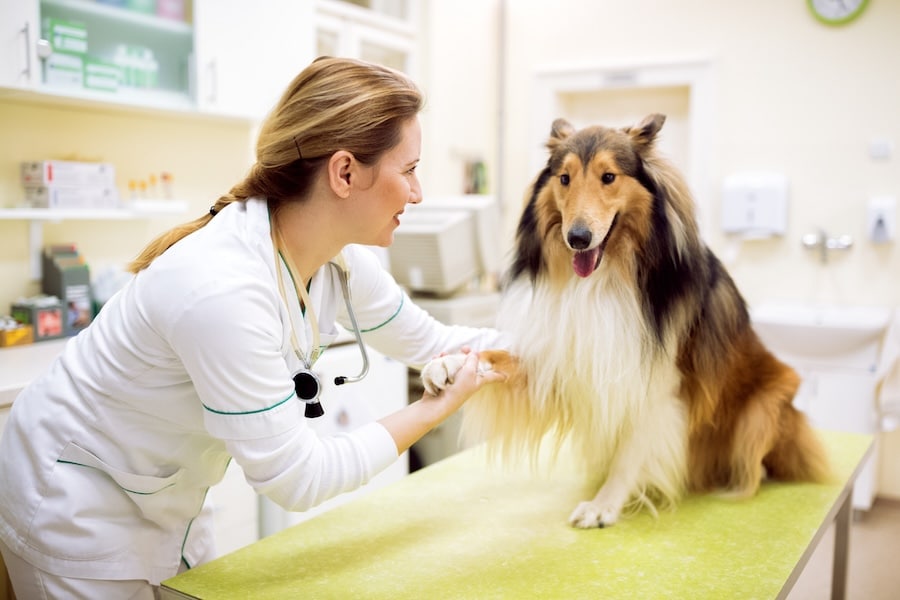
[831, 487, 852, 600]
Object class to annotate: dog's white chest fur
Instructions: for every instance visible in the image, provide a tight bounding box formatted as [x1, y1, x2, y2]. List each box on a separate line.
[487, 274, 688, 517]
[500, 276, 660, 429]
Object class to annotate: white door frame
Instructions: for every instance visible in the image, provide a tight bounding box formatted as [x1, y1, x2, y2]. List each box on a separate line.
[531, 58, 716, 238]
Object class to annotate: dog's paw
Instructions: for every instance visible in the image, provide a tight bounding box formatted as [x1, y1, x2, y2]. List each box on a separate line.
[568, 501, 621, 529]
[420, 353, 468, 396]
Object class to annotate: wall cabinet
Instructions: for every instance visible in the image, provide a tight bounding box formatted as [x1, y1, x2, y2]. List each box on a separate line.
[192, 0, 313, 120]
[0, 0, 315, 121]
[0, 1, 40, 90]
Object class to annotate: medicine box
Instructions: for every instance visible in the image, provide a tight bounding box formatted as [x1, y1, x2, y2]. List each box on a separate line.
[84, 59, 121, 92]
[25, 185, 120, 210]
[42, 245, 93, 336]
[45, 52, 84, 88]
[44, 18, 88, 55]
[21, 160, 116, 188]
[11, 300, 65, 342]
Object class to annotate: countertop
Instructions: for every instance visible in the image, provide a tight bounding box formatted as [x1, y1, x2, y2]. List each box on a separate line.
[0, 338, 69, 408]
[161, 430, 872, 599]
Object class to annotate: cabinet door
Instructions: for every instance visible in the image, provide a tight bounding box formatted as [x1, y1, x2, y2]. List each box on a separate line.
[0, 1, 40, 89]
[192, 0, 315, 120]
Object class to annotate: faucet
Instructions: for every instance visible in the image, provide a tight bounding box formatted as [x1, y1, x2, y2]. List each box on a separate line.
[801, 228, 853, 264]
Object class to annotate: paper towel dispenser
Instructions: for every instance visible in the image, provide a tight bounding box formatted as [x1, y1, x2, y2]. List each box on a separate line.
[721, 172, 788, 237]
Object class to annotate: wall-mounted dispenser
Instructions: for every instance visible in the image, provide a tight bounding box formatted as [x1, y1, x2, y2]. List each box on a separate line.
[721, 172, 788, 238]
[867, 195, 896, 244]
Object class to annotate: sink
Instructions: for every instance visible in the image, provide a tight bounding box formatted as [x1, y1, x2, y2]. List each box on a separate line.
[751, 303, 891, 365]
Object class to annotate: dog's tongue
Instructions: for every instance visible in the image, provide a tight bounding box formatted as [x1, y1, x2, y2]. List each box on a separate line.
[573, 248, 600, 278]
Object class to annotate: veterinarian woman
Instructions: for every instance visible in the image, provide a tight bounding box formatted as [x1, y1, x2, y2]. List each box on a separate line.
[0, 57, 506, 599]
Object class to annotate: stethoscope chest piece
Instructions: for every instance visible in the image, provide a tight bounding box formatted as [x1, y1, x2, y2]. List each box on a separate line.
[293, 369, 325, 418]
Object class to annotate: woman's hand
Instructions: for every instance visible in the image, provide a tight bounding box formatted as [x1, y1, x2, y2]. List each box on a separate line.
[378, 349, 507, 455]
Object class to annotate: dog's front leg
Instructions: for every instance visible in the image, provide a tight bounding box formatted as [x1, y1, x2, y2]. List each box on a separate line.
[568, 433, 649, 529]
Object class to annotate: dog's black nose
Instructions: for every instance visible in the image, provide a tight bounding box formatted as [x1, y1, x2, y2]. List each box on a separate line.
[567, 226, 592, 250]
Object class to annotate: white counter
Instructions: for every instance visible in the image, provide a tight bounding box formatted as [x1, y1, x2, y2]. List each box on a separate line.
[0, 338, 69, 408]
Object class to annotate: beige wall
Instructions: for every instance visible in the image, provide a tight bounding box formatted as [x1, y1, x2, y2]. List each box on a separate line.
[422, 0, 900, 497]
[0, 99, 254, 310]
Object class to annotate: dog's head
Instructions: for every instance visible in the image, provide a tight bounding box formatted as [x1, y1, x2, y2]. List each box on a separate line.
[539, 114, 665, 278]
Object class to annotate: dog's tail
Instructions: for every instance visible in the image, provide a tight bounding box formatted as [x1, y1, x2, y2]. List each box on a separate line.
[764, 406, 834, 485]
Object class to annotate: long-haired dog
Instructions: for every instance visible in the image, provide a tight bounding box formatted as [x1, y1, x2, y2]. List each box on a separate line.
[422, 113, 831, 528]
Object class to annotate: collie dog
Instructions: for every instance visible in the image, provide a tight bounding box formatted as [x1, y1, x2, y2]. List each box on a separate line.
[422, 114, 831, 528]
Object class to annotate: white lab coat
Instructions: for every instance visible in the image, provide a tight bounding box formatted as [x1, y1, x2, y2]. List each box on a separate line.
[0, 197, 504, 585]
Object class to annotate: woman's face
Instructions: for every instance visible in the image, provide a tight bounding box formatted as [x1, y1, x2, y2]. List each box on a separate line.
[353, 117, 422, 247]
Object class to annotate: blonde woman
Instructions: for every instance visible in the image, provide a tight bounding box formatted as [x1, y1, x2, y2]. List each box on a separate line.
[0, 57, 505, 599]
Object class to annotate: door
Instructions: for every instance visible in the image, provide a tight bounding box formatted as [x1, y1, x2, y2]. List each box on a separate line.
[193, 0, 315, 120]
[0, 1, 40, 89]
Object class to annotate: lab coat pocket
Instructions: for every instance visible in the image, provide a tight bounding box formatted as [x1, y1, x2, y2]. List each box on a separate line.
[58, 443, 186, 526]
[31, 442, 189, 560]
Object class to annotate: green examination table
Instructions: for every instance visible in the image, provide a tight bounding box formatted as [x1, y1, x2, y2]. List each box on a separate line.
[160, 430, 872, 600]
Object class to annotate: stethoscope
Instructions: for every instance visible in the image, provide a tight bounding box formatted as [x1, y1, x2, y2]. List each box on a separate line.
[273, 227, 369, 418]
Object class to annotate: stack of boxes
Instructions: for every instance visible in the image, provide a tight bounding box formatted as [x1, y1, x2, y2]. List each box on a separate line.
[43, 16, 126, 94]
[43, 17, 88, 89]
[42, 13, 164, 95]
[21, 159, 119, 210]
[10, 244, 94, 342]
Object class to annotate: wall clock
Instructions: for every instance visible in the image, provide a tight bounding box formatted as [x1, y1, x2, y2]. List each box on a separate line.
[807, 0, 869, 25]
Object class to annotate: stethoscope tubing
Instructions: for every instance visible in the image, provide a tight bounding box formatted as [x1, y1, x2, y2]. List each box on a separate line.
[330, 260, 369, 386]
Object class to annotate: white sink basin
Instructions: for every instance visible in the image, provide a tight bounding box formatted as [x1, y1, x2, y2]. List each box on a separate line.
[751, 303, 891, 365]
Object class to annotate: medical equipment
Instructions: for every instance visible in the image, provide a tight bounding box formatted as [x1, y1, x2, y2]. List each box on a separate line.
[290, 262, 370, 418]
[273, 226, 369, 418]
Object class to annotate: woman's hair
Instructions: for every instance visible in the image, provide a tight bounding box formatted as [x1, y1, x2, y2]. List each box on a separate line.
[127, 56, 424, 273]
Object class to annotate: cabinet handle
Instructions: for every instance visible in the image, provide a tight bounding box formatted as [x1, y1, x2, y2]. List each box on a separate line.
[20, 22, 31, 78]
[207, 59, 217, 104]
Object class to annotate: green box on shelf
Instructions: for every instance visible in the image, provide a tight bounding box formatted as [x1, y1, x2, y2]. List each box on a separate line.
[84, 58, 121, 92]
[43, 18, 88, 55]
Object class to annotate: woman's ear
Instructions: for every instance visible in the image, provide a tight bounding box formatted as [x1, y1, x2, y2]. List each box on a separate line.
[327, 151, 355, 198]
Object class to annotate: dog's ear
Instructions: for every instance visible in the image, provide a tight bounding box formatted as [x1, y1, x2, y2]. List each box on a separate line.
[547, 118, 576, 151]
[627, 113, 666, 150]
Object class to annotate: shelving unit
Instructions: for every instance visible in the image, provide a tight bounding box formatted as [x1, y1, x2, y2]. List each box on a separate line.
[0, 202, 189, 278]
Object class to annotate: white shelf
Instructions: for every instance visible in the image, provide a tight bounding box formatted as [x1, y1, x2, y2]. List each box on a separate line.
[0, 201, 190, 221]
[0, 201, 190, 278]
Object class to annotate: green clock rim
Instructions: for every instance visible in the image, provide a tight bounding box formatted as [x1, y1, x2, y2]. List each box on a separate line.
[807, 0, 870, 25]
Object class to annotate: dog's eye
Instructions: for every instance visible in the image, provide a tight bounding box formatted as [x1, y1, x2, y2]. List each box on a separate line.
[601, 173, 616, 184]
[559, 173, 570, 186]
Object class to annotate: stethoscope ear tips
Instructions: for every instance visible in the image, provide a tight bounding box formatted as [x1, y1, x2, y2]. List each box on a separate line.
[304, 401, 325, 418]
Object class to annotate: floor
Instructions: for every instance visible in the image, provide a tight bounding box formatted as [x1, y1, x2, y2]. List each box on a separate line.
[787, 497, 900, 599]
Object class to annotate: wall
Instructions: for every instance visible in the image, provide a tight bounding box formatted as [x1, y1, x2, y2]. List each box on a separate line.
[0, 98, 254, 312]
[500, 0, 900, 309]
[423, 0, 900, 497]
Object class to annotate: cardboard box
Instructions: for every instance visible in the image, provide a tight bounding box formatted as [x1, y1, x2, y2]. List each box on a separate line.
[25, 185, 120, 210]
[42, 246, 93, 336]
[84, 58, 121, 92]
[21, 160, 116, 188]
[11, 300, 65, 341]
[45, 52, 84, 88]
[0, 324, 34, 347]
[44, 18, 88, 54]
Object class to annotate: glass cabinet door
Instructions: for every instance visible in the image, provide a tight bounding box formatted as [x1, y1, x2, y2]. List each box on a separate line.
[37, 0, 194, 109]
